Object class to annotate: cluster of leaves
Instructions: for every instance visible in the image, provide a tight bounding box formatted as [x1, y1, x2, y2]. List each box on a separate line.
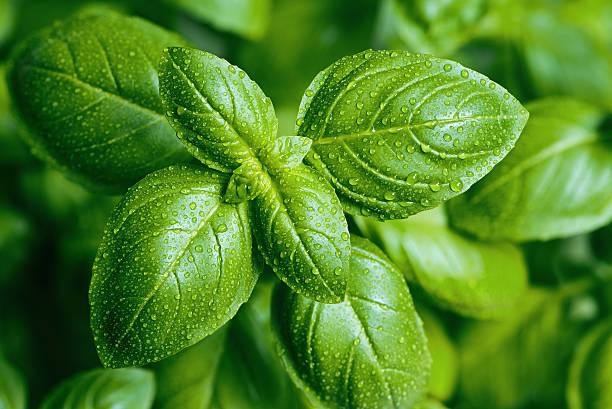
[0, 1, 611, 409]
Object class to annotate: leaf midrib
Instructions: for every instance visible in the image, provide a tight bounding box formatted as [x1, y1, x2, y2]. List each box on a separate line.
[106, 202, 221, 364]
[469, 131, 599, 204]
[24, 65, 163, 120]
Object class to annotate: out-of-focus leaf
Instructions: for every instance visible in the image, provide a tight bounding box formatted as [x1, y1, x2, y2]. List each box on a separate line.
[272, 236, 431, 409]
[414, 399, 449, 409]
[0, 0, 16, 48]
[297, 49, 528, 220]
[0, 355, 26, 409]
[355, 207, 527, 319]
[567, 319, 612, 409]
[40, 368, 155, 409]
[8, 11, 191, 192]
[0, 65, 30, 166]
[418, 307, 457, 402]
[0, 205, 31, 285]
[593, 223, 612, 266]
[235, 0, 377, 109]
[458, 284, 594, 409]
[373, 0, 488, 57]
[521, 8, 612, 111]
[153, 282, 306, 409]
[168, 0, 270, 40]
[211, 282, 305, 409]
[449, 98, 612, 241]
[153, 329, 227, 409]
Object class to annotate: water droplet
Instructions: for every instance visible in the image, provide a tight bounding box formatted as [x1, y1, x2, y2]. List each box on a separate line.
[450, 179, 463, 192]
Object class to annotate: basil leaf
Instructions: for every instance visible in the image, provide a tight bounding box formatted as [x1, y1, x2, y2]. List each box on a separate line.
[251, 164, 350, 303]
[419, 307, 457, 402]
[0, 356, 25, 409]
[355, 207, 527, 318]
[260, 135, 313, 172]
[159, 47, 277, 175]
[458, 285, 591, 409]
[211, 281, 306, 409]
[272, 236, 430, 409]
[153, 282, 306, 409]
[40, 368, 155, 409]
[90, 164, 258, 368]
[153, 328, 227, 409]
[8, 11, 191, 192]
[448, 98, 612, 241]
[374, 0, 488, 56]
[296, 49, 528, 220]
[521, 9, 612, 111]
[414, 399, 449, 409]
[567, 319, 612, 409]
[169, 0, 270, 41]
[160, 47, 351, 303]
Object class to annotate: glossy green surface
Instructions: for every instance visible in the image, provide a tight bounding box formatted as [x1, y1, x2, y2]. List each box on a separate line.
[170, 0, 270, 40]
[459, 286, 587, 409]
[0, 356, 25, 409]
[272, 237, 430, 409]
[375, 0, 487, 56]
[153, 328, 227, 409]
[153, 282, 306, 409]
[567, 320, 612, 409]
[39, 368, 154, 409]
[356, 207, 527, 318]
[296, 49, 528, 220]
[90, 164, 258, 368]
[251, 164, 350, 304]
[159, 47, 351, 303]
[449, 98, 612, 241]
[418, 307, 457, 402]
[8, 11, 190, 192]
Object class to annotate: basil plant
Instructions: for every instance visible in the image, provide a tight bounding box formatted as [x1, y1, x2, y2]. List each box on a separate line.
[6, 9, 541, 409]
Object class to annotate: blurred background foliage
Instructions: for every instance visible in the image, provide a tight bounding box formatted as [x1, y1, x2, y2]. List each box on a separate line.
[0, 0, 611, 408]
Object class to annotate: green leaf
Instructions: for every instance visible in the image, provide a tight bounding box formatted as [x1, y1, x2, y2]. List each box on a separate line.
[153, 282, 306, 409]
[8, 11, 191, 192]
[0, 356, 26, 409]
[210, 281, 306, 409]
[159, 47, 277, 176]
[567, 319, 612, 409]
[251, 164, 350, 303]
[40, 368, 155, 409]
[448, 98, 612, 241]
[418, 307, 457, 402]
[355, 207, 527, 318]
[521, 8, 612, 111]
[0, 205, 31, 285]
[90, 164, 258, 368]
[168, 0, 270, 40]
[374, 0, 488, 56]
[153, 328, 227, 409]
[272, 236, 431, 409]
[296, 49, 529, 220]
[260, 135, 313, 172]
[413, 399, 449, 409]
[0, 0, 16, 47]
[458, 285, 592, 409]
[160, 47, 351, 303]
